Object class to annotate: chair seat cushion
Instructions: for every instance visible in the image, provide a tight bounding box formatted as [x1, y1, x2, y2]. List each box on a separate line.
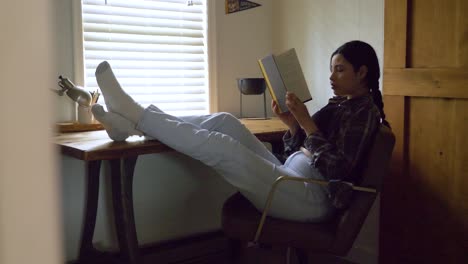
[222, 192, 336, 251]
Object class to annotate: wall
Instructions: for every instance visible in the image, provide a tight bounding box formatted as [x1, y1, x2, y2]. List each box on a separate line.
[272, 0, 384, 114]
[271, 1, 384, 263]
[0, 0, 62, 263]
[54, 0, 384, 261]
[53, 0, 76, 122]
[56, 0, 273, 260]
[214, 0, 274, 117]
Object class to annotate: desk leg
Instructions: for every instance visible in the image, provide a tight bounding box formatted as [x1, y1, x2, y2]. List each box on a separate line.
[270, 139, 284, 155]
[78, 160, 102, 262]
[110, 156, 142, 264]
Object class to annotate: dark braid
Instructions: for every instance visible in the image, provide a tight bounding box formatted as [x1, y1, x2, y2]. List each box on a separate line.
[369, 79, 390, 128]
[331, 40, 390, 127]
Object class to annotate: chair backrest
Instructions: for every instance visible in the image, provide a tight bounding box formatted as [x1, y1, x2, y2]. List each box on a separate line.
[330, 124, 395, 255]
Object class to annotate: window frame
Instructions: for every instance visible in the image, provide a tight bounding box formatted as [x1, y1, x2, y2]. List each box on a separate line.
[71, 0, 218, 114]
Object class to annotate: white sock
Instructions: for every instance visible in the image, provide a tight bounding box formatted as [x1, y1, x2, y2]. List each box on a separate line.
[91, 104, 144, 141]
[95, 61, 144, 123]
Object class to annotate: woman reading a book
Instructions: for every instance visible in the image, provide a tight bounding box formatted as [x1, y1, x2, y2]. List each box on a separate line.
[91, 40, 388, 222]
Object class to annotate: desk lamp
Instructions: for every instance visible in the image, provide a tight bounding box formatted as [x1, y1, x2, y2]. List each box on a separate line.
[55, 76, 92, 107]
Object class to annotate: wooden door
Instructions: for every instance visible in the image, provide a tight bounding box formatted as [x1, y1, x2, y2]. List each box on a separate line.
[381, 0, 468, 263]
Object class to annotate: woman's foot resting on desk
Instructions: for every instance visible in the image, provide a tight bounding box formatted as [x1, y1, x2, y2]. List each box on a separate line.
[91, 104, 144, 141]
[95, 61, 144, 123]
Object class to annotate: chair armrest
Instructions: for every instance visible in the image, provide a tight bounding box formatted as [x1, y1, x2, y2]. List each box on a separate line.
[253, 175, 377, 243]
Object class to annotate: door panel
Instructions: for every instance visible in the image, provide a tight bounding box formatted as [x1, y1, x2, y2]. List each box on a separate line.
[409, 0, 459, 67]
[381, 0, 468, 263]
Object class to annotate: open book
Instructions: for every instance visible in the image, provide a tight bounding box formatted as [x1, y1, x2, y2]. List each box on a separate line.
[258, 48, 311, 113]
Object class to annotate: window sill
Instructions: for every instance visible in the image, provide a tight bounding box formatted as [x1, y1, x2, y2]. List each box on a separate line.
[57, 122, 104, 133]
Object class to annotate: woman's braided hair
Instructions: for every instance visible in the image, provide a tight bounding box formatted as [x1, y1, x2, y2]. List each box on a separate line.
[331, 40, 390, 127]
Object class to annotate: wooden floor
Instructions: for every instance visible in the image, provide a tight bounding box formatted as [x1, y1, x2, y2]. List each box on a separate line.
[142, 244, 355, 264]
[71, 245, 354, 264]
[138, 232, 291, 264]
[144, 246, 289, 264]
[71, 231, 354, 264]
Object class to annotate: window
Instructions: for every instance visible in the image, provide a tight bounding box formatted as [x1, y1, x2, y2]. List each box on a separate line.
[76, 0, 209, 116]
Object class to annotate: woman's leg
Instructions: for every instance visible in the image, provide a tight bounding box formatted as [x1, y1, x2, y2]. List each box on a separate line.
[91, 104, 144, 141]
[94, 61, 332, 221]
[95, 61, 144, 123]
[179, 113, 281, 165]
[93, 104, 332, 221]
[94, 60, 279, 164]
[137, 105, 332, 222]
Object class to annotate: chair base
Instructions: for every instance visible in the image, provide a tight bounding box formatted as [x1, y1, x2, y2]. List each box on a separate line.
[225, 238, 359, 264]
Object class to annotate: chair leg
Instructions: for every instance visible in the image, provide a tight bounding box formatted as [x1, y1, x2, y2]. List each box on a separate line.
[286, 247, 292, 264]
[226, 238, 243, 264]
[296, 248, 308, 264]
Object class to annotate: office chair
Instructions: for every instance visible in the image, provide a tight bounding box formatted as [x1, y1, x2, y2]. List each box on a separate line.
[221, 124, 395, 263]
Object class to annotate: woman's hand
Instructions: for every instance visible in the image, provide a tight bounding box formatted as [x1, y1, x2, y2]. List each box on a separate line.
[271, 99, 300, 135]
[285, 92, 318, 136]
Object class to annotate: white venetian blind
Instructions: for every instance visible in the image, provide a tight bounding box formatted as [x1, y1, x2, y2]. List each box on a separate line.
[81, 0, 208, 116]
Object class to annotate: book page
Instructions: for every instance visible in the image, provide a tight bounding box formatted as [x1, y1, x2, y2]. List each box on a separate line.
[258, 55, 288, 112]
[274, 48, 311, 102]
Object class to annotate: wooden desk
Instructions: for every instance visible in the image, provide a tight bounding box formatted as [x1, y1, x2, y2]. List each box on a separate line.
[56, 118, 287, 264]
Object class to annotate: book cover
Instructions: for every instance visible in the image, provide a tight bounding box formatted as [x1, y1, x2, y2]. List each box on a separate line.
[258, 48, 311, 113]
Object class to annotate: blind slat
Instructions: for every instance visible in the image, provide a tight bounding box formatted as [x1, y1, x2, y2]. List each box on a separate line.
[82, 5, 202, 21]
[86, 78, 205, 87]
[83, 23, 203, 37]
[86, 69, 205, 78]
[83, 14, 202, 30]
[84, 51, 204, 61]
[85, 86, 207, 95]
[83, 0, 204, 14]
[88, 86, 207, 94]
[85, 60, 205, 70]
[84, 33, 203, 46]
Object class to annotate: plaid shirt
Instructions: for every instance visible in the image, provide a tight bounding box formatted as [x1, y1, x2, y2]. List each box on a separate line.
[282, 94, 381, 184]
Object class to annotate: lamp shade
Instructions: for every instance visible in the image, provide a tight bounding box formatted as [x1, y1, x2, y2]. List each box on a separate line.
[66, 87, 92, 107]
[58, 76, 92, 106]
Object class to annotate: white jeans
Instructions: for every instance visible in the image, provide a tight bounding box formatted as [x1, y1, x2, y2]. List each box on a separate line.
[137, 105, 334, 222]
